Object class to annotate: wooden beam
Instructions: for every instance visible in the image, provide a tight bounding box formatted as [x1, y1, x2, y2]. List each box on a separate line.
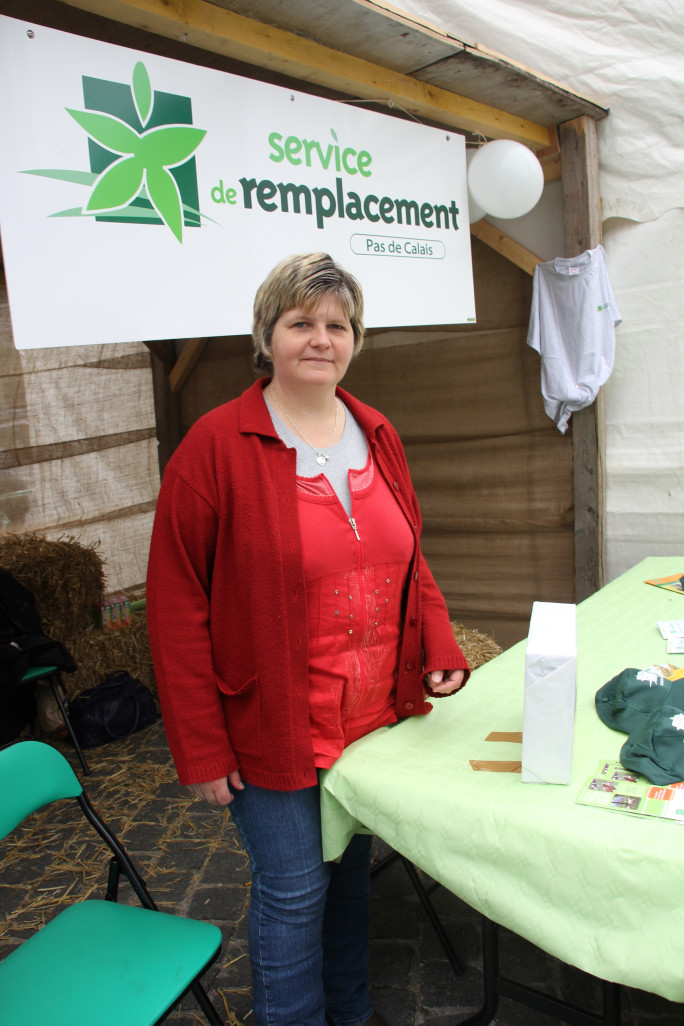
[469, 220, 543, 277]
[540, 151, 562, 184]
[560, 117, 602, 258]
[148, 349, 182, 476]
[57, 0, 553, 149]
[142, 340, 176, 368]
[168, 337, 207, 392]
[559, 115, 603, 601]
[538, 127, 562, 183]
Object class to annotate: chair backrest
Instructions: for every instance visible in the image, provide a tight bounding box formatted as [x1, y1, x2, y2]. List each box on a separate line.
[0, 741, 83, 839]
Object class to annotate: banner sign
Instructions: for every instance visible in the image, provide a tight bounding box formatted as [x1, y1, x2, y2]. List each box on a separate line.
[0, 17, 475, 350]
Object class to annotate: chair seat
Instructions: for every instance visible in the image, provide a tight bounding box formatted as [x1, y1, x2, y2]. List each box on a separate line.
[13, 666, 91, 775]
[20, 665, 60, 683]
[0, 899, 222, 1026]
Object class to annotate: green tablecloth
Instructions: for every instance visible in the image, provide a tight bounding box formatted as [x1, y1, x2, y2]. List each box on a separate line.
[320, 558, 684, 1002]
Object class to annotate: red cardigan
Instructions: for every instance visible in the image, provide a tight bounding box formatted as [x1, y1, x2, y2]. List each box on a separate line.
[146, 379, 469, 790]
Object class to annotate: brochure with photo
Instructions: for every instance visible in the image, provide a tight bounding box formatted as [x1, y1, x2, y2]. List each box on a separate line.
[645, 573, 684, 595]
[576, 760, 684, 823]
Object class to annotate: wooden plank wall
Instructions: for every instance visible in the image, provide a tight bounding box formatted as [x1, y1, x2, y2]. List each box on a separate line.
[0, 271, 159, 592]
[173, 239, 575, 649]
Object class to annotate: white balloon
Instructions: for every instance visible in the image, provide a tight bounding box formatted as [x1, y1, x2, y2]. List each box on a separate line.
[467, 191, 487, 223]
[464, 148, 486, 223]
[467, 139, 544, 219]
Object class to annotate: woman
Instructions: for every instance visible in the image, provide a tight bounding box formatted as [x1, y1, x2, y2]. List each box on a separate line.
[147, 252, 469, 1026]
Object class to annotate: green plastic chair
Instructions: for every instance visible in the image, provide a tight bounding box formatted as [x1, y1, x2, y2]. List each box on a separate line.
[0, 741, 224, 1026]
[18, 664, 91, 775]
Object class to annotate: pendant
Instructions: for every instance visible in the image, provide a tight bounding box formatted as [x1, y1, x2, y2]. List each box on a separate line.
[316, 453, 328, 466]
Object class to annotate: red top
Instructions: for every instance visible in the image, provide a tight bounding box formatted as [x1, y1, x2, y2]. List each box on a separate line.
[147, 380, 470, 790]
[298, 453, 414, 766]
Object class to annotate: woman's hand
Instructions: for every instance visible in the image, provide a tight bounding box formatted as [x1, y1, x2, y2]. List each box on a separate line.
[188, 771, 244, 807]
[425, 669, 466, 695]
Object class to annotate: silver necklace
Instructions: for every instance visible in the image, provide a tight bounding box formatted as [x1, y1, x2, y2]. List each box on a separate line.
[268, 386, 339, 465]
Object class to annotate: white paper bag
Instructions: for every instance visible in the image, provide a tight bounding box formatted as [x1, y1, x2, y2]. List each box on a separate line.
[521, 601, 577, 784]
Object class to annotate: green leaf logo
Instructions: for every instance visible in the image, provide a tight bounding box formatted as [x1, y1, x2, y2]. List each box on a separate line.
[64, 63, 206, 242]
[132, 61, 152, 126]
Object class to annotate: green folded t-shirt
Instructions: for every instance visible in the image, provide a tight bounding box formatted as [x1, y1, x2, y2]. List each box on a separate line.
[620, 704, 684, 786]
[595, 668, 684, 735]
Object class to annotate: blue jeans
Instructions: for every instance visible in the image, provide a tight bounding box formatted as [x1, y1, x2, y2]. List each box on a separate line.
[229, 780, 374, 1026]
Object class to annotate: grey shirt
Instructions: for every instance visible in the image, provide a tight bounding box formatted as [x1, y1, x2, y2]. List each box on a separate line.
[526, 245, 622, 433]
[264, 394, 368, 515]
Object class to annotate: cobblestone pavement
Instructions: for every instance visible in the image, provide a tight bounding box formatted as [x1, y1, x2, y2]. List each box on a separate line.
[1, 719, 683, 1026]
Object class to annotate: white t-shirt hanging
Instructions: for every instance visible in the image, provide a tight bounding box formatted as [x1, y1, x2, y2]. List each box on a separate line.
[526, 245, 622, 433]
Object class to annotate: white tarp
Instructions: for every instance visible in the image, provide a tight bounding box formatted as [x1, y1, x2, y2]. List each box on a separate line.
[399, 0, 682, 221]
[400, 0, 684, 582]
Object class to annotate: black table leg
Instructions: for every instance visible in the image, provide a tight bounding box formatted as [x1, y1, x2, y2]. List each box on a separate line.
[458, 916, 622, 1026]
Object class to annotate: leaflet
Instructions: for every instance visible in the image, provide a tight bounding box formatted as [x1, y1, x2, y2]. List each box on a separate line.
[645, 572, 684, 595]
[576, 760, 684, 823]
[656, 620, 684, 640]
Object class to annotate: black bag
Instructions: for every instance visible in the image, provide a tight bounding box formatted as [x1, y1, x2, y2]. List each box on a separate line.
[69, 670, 157, 748]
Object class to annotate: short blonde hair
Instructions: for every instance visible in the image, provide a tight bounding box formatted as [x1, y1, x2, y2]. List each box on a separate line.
[252, 253, 365, 371]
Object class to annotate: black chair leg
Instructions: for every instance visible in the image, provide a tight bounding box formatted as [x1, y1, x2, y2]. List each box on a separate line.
[50, 671, 90, 775]
[189, 980, 224, 1026]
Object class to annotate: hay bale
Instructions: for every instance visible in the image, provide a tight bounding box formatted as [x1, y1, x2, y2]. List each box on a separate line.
[0, 533, 105, 643]
[67, 612, 156, 700]
[451, 621, 502, 670]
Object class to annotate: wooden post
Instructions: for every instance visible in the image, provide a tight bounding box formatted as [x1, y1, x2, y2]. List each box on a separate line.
[145, 342, 182, 477]
[558, 115, 604, 601]
[169, 338, 207, 393]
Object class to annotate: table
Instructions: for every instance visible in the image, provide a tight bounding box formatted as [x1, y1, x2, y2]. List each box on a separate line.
[320, 558, 684, 1009]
